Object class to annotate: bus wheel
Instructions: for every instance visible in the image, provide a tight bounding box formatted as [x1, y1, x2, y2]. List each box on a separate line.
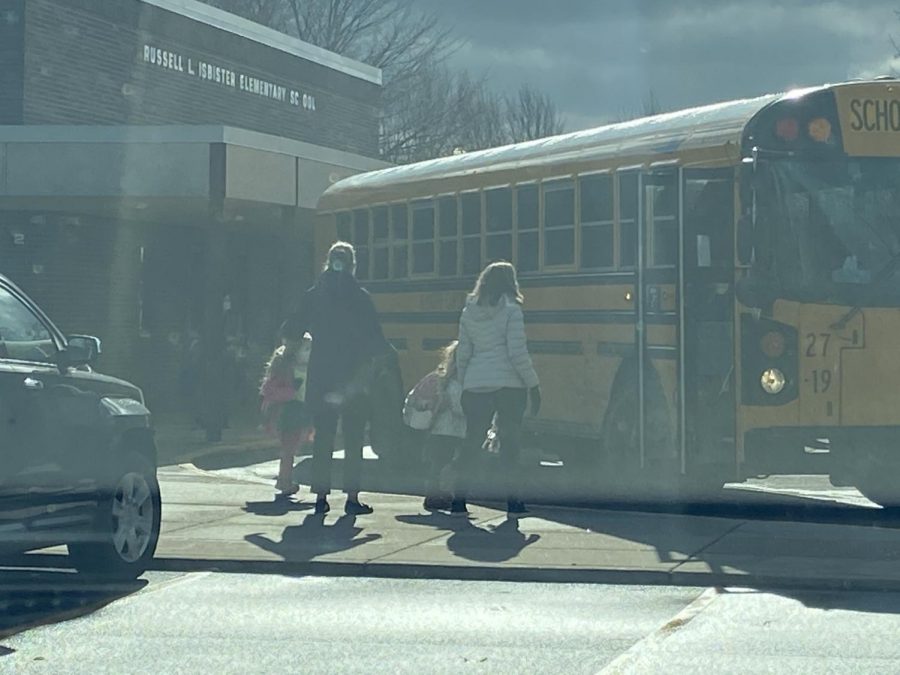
[678, 465, 728, 504]
[598, 391, 641, 500]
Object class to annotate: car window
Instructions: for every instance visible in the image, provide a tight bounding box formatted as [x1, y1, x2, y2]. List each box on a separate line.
[0, 286, 58, 364]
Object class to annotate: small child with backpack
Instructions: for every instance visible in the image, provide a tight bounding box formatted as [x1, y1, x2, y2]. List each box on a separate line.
[260, 333, 314, 497]
[403, 341, 466, 511]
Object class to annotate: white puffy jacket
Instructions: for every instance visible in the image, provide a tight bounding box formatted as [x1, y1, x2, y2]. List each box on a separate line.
[456, 294, 540, 392]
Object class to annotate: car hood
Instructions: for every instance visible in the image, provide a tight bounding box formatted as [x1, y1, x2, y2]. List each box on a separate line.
[67, 369, 145, 404]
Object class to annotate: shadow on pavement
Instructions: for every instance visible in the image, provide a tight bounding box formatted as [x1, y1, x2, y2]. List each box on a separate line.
[396, 513, 540, 563]
[0, 562, 146, 638]
[193, 446, 282, 472]
[245, 513, 381, 562]
[716, 587, 900, 615]
[243, 497, 315, 517]
[522, 502, 900, 613]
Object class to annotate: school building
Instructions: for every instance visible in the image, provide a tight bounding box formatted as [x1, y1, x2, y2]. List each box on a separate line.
[0, 0, 385, 419]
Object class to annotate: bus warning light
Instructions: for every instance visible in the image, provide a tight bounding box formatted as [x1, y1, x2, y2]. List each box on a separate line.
[808, 117, 832, 143]
[760, 331, 786, 358]
[776, 117, 800, 142]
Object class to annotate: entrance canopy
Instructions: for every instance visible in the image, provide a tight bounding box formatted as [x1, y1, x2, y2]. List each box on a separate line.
[0, 125, 388, 224]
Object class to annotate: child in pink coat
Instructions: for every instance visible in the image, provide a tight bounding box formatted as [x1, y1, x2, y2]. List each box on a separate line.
[260, 334, 314, 496]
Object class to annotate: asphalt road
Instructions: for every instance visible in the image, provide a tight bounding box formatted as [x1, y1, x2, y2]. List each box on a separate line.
[1, 466, 898, 673]
[4, 573, 900, 673]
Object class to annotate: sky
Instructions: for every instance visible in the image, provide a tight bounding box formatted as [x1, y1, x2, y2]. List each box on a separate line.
[417, 0, 900, 131]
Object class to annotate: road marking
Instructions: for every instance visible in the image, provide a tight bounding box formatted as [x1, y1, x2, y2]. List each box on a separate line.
[597, 586, 721, 674]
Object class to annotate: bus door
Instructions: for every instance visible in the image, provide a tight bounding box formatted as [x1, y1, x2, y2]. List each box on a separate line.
[635, 168, 680, 470]
[635, 167, 736, 477]
[679, 169, 736, 477]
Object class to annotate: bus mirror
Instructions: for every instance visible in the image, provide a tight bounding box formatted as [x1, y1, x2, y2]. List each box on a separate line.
[737, 213, 754, 265]
[736, 275, 777, 311]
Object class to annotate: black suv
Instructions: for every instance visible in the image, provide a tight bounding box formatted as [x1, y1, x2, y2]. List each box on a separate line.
[0, 274, 160, 579]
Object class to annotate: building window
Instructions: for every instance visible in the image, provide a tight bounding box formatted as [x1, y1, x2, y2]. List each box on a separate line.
[543, 179, 575, 267]
[390, 203, 408, 279]
[438, 195, 459, 277]
[372, 206, 390, 279]
[353, 209, 370, 279]
[516, 184, 539, 273]
[619, 173, 639, 268]
[648, 175, 678, 267]
[412, 199, 435, 275]
[485, 187, 513, 263]
[580, 174, 614, 269]
[461, 191, 482, 275]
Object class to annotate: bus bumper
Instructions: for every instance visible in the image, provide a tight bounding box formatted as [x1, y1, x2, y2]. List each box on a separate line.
[742, 426, 900, 480]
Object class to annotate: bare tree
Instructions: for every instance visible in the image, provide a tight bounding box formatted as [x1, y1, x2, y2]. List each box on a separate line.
[616, 89, 666, 123]
[203, 0, 287, 28]
[455, 79, 510, 151]
[505, 84, 566, 143]
[206, 0, 457, 84]
[200, 0, 565, 162]
[380, 64, 484, 163]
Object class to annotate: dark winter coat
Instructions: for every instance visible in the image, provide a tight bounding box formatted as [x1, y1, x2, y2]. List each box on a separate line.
[282, 270, 388, 414]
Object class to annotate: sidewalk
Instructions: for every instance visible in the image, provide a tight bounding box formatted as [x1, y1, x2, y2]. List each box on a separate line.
[150, 463, 900, 592]
[153, 420, 279, 467]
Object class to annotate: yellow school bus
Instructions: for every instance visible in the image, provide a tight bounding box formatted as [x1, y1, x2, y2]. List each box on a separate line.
[317, 79, 900, 505]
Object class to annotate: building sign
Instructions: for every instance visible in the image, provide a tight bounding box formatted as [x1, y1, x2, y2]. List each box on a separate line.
[142, 44, 317, 111]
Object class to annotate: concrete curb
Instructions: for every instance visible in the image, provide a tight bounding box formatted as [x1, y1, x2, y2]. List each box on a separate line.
[156, 438, 280, 468]
[147, 556, 900, 594]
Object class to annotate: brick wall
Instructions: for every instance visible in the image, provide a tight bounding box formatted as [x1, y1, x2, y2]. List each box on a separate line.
[0, 0, 25, 124]
[20, 0, 381, 156]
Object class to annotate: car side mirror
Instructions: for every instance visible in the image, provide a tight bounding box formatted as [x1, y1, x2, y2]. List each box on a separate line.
[735, 275, 778, 312]
[61, 335, 102, 368]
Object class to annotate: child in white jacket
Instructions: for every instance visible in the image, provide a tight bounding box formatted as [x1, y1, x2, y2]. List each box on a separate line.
[404, 341, 467, 511]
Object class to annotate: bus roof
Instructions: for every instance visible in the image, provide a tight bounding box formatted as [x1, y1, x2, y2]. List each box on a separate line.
[319, 84, 831, 210]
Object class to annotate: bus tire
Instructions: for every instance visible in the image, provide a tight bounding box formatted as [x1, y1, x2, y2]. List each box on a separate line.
[598, 383, 641, 500]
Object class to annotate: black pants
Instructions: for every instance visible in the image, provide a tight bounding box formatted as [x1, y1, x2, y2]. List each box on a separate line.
[311, 395, 368, 497]
[424, 435, 460, 497]
[455, 388, 528, 502]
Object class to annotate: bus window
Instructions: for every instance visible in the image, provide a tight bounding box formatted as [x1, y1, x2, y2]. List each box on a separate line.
[353, 209, 370, 279]
[461, 192, 482, 275]
[580, 174, 614, 269]
[619, 173, 639, 268]
[684, 177, 733, 269]
[544, 179, 575, 266]
[372, 206, 389, 279]
[516, 184, 539, 272]
[336, 212, 352, 242]
[486, 187, 513, 263]
[390, 203, 408, 279]
[648, 175, 677, 267]
[412, 200, 436, 274]
[438, 196, 459, 276]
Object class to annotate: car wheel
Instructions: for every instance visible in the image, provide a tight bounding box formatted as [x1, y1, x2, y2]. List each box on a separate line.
[68, 451, 161, 579]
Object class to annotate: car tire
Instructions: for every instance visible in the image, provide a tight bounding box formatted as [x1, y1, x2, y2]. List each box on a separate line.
[67, 451, 161, 580]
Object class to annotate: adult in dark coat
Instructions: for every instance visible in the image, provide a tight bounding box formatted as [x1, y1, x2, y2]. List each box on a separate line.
[282, 241, 387, 515]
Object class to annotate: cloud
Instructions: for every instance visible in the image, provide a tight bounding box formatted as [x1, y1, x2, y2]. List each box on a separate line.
[417, 0, 900, 130]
